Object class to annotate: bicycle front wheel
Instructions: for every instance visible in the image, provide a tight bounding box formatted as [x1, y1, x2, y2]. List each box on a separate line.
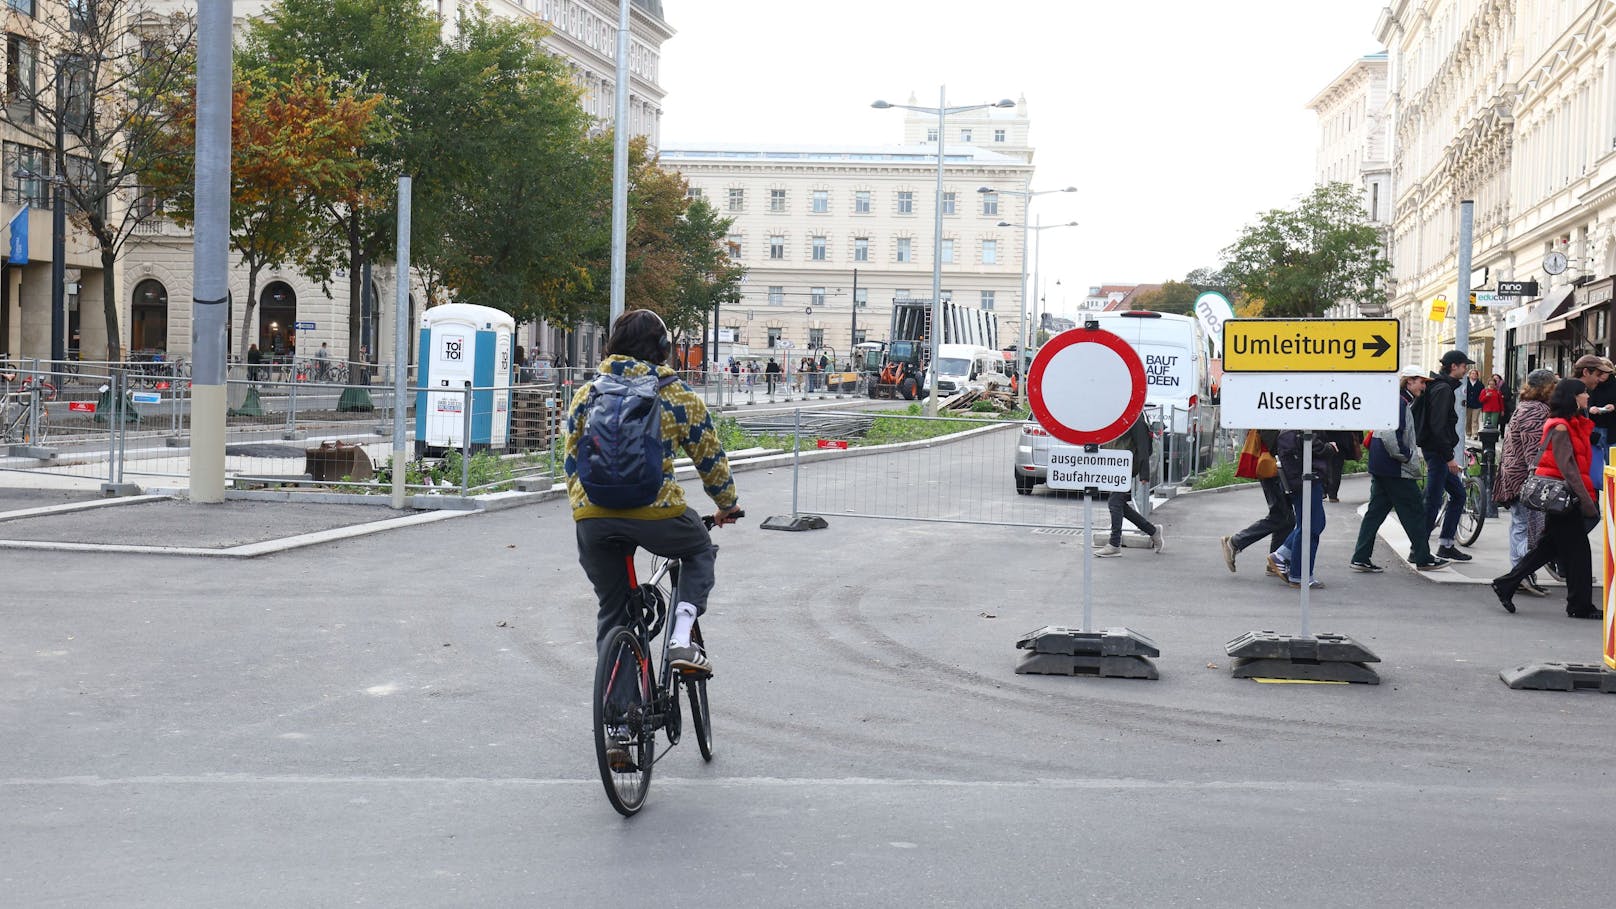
[593, 626, 654, 816]
[1457, 478, 1485, 546]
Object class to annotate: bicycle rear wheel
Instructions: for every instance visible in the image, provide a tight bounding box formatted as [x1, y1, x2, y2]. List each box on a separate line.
[1457, 477, 1485, 546]
[593, 626, 654, 816]
[687, 677, 712, 762]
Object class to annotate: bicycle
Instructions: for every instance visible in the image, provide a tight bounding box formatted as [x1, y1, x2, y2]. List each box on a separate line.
[1, 375, 55, 444]
[1456, 444, 1489, 547]
[593, 511, 741, 816]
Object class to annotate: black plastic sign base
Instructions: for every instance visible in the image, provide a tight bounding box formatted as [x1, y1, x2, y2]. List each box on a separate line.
[1500, 661, 1616, 692]
[1014, 625, 1160, 680]
[761, 513, 828, 532]
[1225, 630, 1381, 685]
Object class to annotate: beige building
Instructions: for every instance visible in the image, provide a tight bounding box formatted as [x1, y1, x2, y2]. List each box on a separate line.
[1308, 52, 1392, 320]
[33, 0, 673, 366]
[1375, 0, 1616, 384]
[661, 100, 1039, 358]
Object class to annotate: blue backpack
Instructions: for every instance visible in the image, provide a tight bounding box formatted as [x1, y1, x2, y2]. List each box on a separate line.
[576, 372, 677, 509]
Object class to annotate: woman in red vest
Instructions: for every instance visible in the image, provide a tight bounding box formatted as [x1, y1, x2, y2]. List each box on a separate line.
[1490, 378, 1601, 619]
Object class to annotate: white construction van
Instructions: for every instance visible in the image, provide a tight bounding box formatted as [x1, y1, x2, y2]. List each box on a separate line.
[930, 343, 1011, 397]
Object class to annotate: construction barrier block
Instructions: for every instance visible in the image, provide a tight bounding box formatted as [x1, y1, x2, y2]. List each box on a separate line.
[1014, 650, 1159, 680]
[1225, 630, 1380, 664]
[1499, 661, 1616, 693]
[1015, 626, 1161, 658]
[228, 386, 264, 417]
[1230, 657, 1381, 684]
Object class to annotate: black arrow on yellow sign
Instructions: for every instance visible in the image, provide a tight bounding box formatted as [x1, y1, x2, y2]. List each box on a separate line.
[1364, 334, 1390, 358]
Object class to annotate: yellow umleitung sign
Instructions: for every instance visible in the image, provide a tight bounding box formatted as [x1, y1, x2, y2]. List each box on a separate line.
[1222, 318, 1400, 373]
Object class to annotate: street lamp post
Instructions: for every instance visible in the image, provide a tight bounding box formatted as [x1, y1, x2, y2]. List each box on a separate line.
[998, 217, 1077, 398]
[982, 185, 1075, 402]
[873, 87, 1013, 416]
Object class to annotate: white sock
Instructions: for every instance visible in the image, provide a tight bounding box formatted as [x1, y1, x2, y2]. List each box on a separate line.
[669, 602, 698, 648]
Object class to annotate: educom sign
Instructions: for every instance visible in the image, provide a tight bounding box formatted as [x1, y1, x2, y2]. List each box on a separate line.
[1195, 291, 1236, 356]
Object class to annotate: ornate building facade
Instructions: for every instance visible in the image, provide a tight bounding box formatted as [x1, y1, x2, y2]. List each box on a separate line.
[1309, 52, 1392, 320]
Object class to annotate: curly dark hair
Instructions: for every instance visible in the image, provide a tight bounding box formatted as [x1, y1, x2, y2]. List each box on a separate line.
[605, 309, 670, 364]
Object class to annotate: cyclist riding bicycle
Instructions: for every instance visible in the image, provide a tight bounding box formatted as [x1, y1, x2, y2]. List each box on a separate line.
[565, 309, 742, 680]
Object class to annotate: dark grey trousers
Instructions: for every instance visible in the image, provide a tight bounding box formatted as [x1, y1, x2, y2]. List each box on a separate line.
[576, 507, 718, 641]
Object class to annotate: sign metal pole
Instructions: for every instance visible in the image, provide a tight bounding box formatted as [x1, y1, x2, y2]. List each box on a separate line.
[1300, 431, 1313, 637]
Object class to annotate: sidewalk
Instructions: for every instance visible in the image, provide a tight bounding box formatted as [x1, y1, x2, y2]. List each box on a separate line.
[1368, 478, 1603, 590]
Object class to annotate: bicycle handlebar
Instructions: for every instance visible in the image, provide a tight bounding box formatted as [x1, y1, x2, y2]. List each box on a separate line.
[704, 509, 745, 530]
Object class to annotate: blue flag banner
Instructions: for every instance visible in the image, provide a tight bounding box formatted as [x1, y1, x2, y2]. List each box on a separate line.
[8, 205, 28, 265]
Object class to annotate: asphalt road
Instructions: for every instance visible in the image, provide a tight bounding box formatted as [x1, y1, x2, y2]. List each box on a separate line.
[3, 443, 1614, 907]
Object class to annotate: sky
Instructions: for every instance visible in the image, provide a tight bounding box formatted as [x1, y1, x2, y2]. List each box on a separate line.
[657, 0, 1389, 318]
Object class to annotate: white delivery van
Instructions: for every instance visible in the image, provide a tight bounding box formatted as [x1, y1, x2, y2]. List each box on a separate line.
[1079, 311, 1211, 483]
[929, 343, 1012, 397]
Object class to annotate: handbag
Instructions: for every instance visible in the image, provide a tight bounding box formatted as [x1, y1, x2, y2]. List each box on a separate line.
[1235, 430, 1278, 480]
[1519, 424, 1578, 514]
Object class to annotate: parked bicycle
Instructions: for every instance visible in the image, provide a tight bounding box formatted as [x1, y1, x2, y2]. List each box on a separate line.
[0, 373, 56, 444]
[592, 512, 739, 816]
[1456, 443, 1489, 547]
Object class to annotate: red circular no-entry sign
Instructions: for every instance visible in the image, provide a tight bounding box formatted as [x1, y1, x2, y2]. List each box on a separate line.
[1027, 327, 1147, 446]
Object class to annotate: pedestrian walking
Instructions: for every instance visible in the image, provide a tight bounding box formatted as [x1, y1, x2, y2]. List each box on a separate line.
[1492, 368, 1557, 597]
[1321, 429, 1361, 503]
[1464, 367, 1485, 435]
[1276, 429, 1335, 588]
[1479, 374, 1506, 430]
[1095, 412, 1164, 557]
[1219, 429, 1293, 576]
[1490, 378, 1604, 619]
[1575, 354, 1616, 487]
[1418, 349, 1473, 562]
[1350, 366, 1449, 572]
[765, 358, 780, 394]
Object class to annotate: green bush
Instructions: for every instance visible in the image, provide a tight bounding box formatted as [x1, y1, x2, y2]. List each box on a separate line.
[1191, 460, 1255, 491]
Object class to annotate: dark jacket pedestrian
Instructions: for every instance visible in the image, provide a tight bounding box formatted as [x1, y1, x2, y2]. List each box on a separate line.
[1321, 429, 1360, 501]
[1419, 349, 1473, 558]
[1276, 429, 1334, 586]
[1492, 378, 1602, 619]
[1353, 368, 1443, 571]
[765, 358, 781, 393]
[1096, 414, 1161, 556]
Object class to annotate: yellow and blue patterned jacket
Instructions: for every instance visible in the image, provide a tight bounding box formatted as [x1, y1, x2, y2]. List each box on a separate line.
[564, 355, 738, 521]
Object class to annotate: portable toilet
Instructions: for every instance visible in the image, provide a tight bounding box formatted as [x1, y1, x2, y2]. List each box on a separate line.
[415, 303, 514, 456]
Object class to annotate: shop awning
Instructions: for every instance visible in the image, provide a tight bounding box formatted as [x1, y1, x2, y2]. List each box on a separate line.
[1510, 285, 1577, 346]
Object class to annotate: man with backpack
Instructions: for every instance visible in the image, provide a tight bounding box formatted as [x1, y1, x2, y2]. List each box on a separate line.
[565, 309, 743, 679]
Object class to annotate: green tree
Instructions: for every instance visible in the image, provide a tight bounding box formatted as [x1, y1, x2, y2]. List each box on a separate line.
[1130, 281, 1197, 315]
[143, 67, 384, 361]
[1218, 182, 1388, 317]
[12, 0, 195, 361]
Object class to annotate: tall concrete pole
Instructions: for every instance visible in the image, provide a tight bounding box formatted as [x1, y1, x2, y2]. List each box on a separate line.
[1454, 198, 1474, 466]
[926, 85, 946, 417]
[50, 67, 64, 363]
[391, 177, 412, 511]
[189, 0, 231, 503]
[608, 0, 632, 336]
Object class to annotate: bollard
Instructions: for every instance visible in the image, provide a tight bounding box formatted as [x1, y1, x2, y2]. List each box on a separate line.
[283, 378, 300, 439]
[461, 381, 473, 495]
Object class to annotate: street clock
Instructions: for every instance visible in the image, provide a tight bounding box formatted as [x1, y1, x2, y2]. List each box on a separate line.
[1544, 251, 1569, 275]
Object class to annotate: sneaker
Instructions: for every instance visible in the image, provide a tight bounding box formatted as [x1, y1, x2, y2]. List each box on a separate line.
[1434, 545, 1472, 562]
[1095, 544, 1123, 558]
[605, 727, 636, 772]
[1286, 577, 1326, 589]
[1220, 535, 1238, 573]
[1265, 553, 1289, 578]
[1521, 574, 1550, 597]
[668, 643, 713, 677]
[1546, 562, 1564, 582]
[1350, 559, 1384, 573]
[1490, 578, 1517, 614]
[1412, 557, 1450, 571]
[1150, 528, 1165, 554]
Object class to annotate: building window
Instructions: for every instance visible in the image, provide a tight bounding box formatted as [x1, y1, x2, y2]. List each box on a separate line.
[941, 239, 955, 264]
[812, 190, 828, 213]
[728, 187, 744, 211]
[980, 290, 996, 310]
[811, 235, 827, 261]
[7, 34, 36, 116]
[7, 0, 34, 16]
[811, 287, 825, 307]
[769, 188, 786, 211]
[769, 235, 785, 260]
[809, 328, 824, 348]
[994, 129, 1006, 143]
[854, 190, 871, 214]
[3, 142, 48, 205]
[926, 128, 938, 142]
[685, 186, 704, 201]
[853, 237, 869, 262]
[897, 237, 912, 263]
[768, 286, 784, 306]
[897, 191, 913, 215]
[942, 192, 956, 215]
[981, 192, 998, 216]
[69, 0, 94, 29]
[895, 289, 911, 301]
[982, 239, 997, 265]
[960, 128, 972, 143]
[855, 287, 868, 307]
[854, 329, 868, 344]
[941, 289, 953, 302]
[768, 327, 782, 347]
[1370, 183, 1380, 222]
[726, 234, 742, 258]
